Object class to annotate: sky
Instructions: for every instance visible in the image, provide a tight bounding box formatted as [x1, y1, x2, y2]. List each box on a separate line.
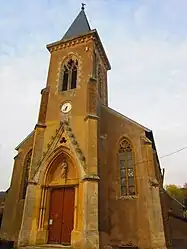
[0, 0, 187, 190]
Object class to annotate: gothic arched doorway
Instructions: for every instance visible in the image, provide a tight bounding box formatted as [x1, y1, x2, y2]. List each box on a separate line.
[38, 150, 79, 245]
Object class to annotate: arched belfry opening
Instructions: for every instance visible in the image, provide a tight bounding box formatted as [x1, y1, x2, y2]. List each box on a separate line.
[61, 58, 78, 91]
[37, 151, 80, 246]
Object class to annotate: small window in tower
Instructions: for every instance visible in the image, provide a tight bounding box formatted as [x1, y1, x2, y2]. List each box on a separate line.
[93, 51, 97, 78]
[98, 64, 102, 98]
[62, 66, 69, 91]
[71, 65, 77, 89]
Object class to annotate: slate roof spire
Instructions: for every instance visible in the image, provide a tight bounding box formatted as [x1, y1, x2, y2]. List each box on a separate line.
[62, 4, 91, 40]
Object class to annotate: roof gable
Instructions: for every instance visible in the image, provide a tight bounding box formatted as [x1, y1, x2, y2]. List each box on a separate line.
[103, 105, 151, 132]
[15, 131, 34, 151]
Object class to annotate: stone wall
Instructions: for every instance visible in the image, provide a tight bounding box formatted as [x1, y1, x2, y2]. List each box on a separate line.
[0, 133, 34, 243]
[99, 105, 167, 249]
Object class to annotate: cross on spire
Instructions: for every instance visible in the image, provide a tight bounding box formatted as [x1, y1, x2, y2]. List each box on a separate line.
[81, 3, 86, 10]
[62, 3, 90, 40]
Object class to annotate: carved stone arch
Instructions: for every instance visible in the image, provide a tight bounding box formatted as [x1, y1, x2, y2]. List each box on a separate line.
[118, 136, 133, 148]
[36, 145, 85, 237]
[21, 148, 33, 199]
[58, 53, 82, 92]
[61, 53, 80, 65]
[115, 135, 134, 153]
[43, 149, 79, 186]
[119, 136, 133, 152]
[36, 145, 85, 185]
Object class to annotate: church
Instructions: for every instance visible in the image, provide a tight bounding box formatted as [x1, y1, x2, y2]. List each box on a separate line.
[1, 5, 185, 249]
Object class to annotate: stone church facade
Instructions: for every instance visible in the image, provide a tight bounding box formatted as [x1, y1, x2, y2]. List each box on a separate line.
[0, 6, 171, 249]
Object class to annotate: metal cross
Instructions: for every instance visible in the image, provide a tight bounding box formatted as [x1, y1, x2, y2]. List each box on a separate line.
[81, 3, 86, 10]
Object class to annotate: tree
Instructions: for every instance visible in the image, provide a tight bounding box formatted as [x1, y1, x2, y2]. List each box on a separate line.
[165, 184, 185, 202]
[184, 182, 187, 189]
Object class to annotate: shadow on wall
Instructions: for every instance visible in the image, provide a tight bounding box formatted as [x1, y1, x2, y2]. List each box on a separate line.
[0, 240, 14, 249]
[0, 214, 2, 228]
[0, 191, 7, 227]
[0, 190, 14, 249]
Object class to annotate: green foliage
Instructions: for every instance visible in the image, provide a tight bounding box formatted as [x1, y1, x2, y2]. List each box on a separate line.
[165, 184, 185, 202]
[183, 182, 187, 189]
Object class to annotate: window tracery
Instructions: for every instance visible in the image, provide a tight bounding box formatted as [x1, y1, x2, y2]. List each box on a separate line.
[119, 139, 136, 196]
[62, 58, 78, 91]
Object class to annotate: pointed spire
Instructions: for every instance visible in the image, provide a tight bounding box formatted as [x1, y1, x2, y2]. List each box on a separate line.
[62, 4, 91, 40]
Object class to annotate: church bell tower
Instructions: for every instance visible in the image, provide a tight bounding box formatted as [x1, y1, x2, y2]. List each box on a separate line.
[42, 3, 111, 124]
[34, 4, 111, 177]
[16, 5, 111, 249]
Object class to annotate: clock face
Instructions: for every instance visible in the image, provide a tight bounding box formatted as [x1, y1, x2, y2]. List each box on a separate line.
[61, 102, 72, 113]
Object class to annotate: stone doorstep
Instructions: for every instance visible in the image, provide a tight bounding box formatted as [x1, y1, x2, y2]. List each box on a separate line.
[39, 245, 72, 248]
[19, 245, 72, 249]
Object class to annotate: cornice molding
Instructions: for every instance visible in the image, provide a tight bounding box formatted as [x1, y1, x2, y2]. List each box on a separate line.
[35, 124, 47, 129]
[84, 114, 99, 121]
[46, 30, 111, 71]
[81, 175, 100, 182]
[47, 33, 93, 53]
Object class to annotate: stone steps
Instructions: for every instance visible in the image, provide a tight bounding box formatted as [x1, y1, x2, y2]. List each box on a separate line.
[20, 244, 72, 249]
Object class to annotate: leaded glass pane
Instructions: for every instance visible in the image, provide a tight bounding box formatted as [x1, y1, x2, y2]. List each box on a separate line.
[129, 186, 135, 195]
[127, 151, 132, 159]
[119, 152, 126, 160]
[121, 186, 127, 195]
[127, 168, 134, 177]
[120, 177, 126, 187]
[120, 168, 126, 178]
[128, 177, 134, 186]
[120, 160, 125, 169]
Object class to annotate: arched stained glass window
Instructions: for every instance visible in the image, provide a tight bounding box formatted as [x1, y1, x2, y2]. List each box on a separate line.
[62, 59, 78, 91]
[22, 149, 32, 199]
[119, 139, 136, 196]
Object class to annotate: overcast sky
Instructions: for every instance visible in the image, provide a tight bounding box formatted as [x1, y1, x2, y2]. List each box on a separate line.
[0, 0, 187, 190]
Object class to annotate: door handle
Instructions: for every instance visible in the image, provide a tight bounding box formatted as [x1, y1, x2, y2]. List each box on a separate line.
[49, 219, 53, 225]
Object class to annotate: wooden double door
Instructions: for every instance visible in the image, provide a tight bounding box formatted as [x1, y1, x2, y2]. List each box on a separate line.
[48, 187, 75, 245]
